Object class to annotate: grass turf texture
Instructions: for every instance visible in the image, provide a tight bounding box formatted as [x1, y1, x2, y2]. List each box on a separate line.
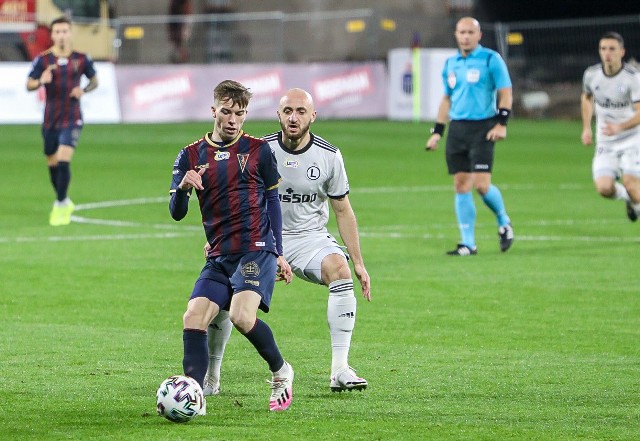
[1, 120, 639, 440]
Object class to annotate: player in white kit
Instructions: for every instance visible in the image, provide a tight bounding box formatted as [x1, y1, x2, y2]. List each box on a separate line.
[204, 88, 371, 394]
[581, 31, 640, 221]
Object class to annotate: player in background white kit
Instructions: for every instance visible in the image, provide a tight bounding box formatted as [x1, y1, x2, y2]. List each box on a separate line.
[581, 31, 640, 221]
[204, 88, 371, 394]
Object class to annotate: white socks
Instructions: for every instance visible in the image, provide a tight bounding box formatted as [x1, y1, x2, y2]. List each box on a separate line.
[327, 279, 356, 375]
[206, 310, 232, 383]
[272, 360, 292, 378]
[614, 182, 630, 201]
[54, 197, 72, 208]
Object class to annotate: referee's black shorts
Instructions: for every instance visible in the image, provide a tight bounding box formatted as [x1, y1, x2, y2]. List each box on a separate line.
[445, 117, 497, 174]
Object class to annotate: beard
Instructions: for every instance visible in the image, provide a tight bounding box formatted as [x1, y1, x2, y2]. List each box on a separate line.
[281, 121, 310, 141]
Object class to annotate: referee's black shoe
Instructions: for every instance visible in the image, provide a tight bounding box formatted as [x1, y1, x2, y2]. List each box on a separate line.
[446, 244, 477, 256]
[498, 224, 514, 252]
[626, 201, 638, 222]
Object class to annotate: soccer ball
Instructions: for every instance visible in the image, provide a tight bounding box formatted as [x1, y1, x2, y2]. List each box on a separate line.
[156, 375, 205, 423]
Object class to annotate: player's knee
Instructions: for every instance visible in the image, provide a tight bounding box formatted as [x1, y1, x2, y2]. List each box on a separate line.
[334, 263, 352, 281]
[229, 310, 255, 334]
[621, 175, 639, 190]
[595, 183, 615, 198]
[322, 257, 351, 284]
[183, 308, 207, 331]
[474, 181, 490, 195]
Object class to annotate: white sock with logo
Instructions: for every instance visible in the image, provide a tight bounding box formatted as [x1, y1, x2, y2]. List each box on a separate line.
[327, 279, 356, 375]
[206, 310, 232, 384]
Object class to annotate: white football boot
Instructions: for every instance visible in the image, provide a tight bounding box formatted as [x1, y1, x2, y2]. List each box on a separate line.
[268, 361, 294, 411]
[203, 376, 220, 396]
[330, 367, 368, 392]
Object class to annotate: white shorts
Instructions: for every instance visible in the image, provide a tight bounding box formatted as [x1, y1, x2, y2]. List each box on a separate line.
[283, 231, 348, 284]
[592, 133, 640, 179]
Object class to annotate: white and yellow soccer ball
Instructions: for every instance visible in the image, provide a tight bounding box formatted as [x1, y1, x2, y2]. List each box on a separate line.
[156, 375, 205, 423]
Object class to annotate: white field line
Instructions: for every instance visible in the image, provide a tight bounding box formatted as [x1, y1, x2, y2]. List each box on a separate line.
[1, 184, 633, 245]
[358, 231, 639, 243]
[0, 231, 199, 244]
[73, 196, 167, 211]
[355, 183, 587, 193]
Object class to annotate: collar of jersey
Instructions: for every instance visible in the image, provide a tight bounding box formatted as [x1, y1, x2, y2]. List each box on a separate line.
[277, 131, 315, 155]
[456, 44, 483, 60]
[205, 131, 243, 149]
[50, 47, 74, 58]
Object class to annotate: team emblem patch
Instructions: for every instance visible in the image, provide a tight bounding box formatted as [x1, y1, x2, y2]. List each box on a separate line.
[241, 261, 260, 277]
[284, 157, 299, 168]
[306, 165, 320, 181]
[447, 71, 456, 89]
[237, 154, 249, 172]
[466, 68, 480, 83]
[214, 151, 230, 161]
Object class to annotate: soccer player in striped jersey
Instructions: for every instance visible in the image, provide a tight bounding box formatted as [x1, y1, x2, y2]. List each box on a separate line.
[169, 80, 295, 412]
[205, 88, 371, 394]
[26, 16, 98, 226]
[581, 31, 640, 221]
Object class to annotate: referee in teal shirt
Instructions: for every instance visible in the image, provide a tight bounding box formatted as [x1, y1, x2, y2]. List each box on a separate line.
[426, 16, 514, 256]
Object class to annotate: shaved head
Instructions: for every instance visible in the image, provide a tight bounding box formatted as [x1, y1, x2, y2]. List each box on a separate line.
[454, 16, 482, 56]
[456, 16, 480, 32]
[280, 88, 314, 110]
[277, 88, 317, 149]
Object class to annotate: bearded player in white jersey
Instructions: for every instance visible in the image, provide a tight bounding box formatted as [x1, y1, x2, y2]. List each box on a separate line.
[204, 88, 371, 395]
[581, 31, 640, 221]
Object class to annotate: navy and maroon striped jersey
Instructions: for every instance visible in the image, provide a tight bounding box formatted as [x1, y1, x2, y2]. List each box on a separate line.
[28, 50, 96, 129]
[170, 131, 281, 257]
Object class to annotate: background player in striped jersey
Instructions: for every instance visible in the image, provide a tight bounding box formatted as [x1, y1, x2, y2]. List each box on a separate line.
[170, 80, 295, 412]
[205, 88, 371, 395]
[26, 16, 98, 226]
[581, 31, 640, 221]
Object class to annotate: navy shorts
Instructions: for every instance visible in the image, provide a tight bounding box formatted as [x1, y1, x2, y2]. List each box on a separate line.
[42, 126, 82, 156]
[191, 250, 277, 313]
[445, 118, 497, 174]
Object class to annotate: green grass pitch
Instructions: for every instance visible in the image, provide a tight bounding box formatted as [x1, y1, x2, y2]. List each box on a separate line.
[1, 119, 639, 440]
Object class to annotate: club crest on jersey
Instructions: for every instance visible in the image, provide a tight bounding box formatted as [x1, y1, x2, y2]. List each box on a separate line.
[237, 154, 249, 172]
[284, 157, 299, 168]
[306, 165, 320, 181]
[240, 261, 260, 276]
[195, 163, 210, 170]
[214, 151, 230, 161]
